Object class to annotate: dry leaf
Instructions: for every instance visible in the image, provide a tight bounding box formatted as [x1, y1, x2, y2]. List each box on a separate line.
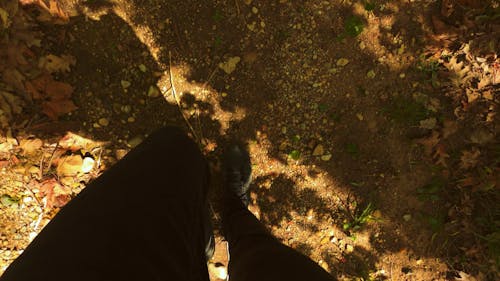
[417, 131, 440, 156]
[56, 154, 82, 177]
[19, 138, 43, 154]
[58, 132, 105, 152]
[433, 143, 449, 167]
[42, 100, 77, 120]
[38, 54, 76, 73]
[460, 148, 480, 170]
[28, 74, 77, 119]
[442, 119, 458, 138]
[39, 178, 72, 208]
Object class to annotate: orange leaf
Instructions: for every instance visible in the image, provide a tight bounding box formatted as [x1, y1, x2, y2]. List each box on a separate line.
[39, 178, 72, 208]
[417, 131, 441, 156]
[42, 99, 77, 120]
[45, 80, 73, 100]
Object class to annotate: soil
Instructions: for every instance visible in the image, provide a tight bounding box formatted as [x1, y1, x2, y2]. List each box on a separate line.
[1, 0, 498, 280]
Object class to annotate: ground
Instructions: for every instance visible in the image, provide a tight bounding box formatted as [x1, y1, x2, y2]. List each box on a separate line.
[0, 0, 498, 280]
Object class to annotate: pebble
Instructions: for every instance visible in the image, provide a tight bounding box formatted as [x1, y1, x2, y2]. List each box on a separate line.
[403, 214, 412, 221]
[367, 70, 376, 79]
[127, 136, 143, 148]
[252, 7, 258, 14]
[148, 86, 160, 98]
[336, 58, 349, 67]
[346, 244, 354, 253]
[121, 80, 131, 89]
[98, 118, 109, 126]
[127, 117, 135, 123]
[138, 64, 147, 72]
[312, 144, 324, 156]
[81, 157, 95, 173]
[321, 154, 332, 161]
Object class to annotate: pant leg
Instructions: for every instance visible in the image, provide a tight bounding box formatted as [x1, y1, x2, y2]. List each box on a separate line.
[223, 194, 336, 281]
[0, 126, 210, 281]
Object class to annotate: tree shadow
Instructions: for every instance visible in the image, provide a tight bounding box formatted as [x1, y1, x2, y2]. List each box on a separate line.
[7, 0, 496, 279]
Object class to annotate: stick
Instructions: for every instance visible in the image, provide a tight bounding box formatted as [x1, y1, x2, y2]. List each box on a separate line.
[168, 51, 200, 143]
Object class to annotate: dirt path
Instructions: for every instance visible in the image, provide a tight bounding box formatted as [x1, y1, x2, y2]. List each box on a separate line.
[1, 0, 498, 280]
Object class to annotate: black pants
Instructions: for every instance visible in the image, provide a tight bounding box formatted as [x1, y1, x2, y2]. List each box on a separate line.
[0, 127, 335, 281]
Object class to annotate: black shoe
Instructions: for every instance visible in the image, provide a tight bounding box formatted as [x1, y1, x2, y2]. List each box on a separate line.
[203, 207, 215, 260]
[223, 145, 252, 206]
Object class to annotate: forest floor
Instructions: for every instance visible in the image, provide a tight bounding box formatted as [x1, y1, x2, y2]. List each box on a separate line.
[0, 0, 499, 280]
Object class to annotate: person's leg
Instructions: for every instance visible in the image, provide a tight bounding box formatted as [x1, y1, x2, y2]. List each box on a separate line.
[222, 146, 336, 281]
[1, 126, 210, 281]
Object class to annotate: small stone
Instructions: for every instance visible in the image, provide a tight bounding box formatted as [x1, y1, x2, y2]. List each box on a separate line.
[367, 70, 376, 79]
[81, 157, 95, 173]
[23, 197, 33, 204]
[330, 236, 338, 244]
[403, 214, 412, 221]
[121, 105, 131, 113]
[321, 154, 332, 161]
[98, 118, 109, 127]
[312, 144, 324, 156]
[127, 136, 143, 148]
[221, 92, 228, 97]
[127, 117, 135, 123]
[121, 80, 131, 89]
[252, 6, 258, 14]
[356, 113, 364, 121]
[244, 0, 252, 5]
[359, 41, 366, 50]
[148, 85, 161, 98]
[138, 64, 147, 72]
[346, 244, 354, 253]
[279, 141, 288, 151]
[115, 149, 128, 160]
[336, 58, 349, 67]
[399, 73, 406, 78]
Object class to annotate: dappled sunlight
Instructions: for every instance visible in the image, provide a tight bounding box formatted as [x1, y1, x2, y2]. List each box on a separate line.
[1, 0, 498, 279]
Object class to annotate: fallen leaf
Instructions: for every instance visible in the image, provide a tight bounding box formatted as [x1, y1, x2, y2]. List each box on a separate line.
[39, 178, 72, 208]
[56, 154, 83, 177]
[460, 148, 480, 170]
[42, 99, 77, 120]
[442, 119, 458, 138]
[19, 138, 43, 154]
[38, 54, 76, 73]
[58, 132, 105, 152]
[419, 117, 437, 130]
[417, 131, 440, 156]
[218, 56, 241, 74]
[29, 74, 77, 119]
[433, 144, 449, 167]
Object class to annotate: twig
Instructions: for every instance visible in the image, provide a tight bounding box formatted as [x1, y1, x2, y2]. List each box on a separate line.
[201, 66, 219, 90]
[168, 51, 200, 143]
[46, 143, 60, 174]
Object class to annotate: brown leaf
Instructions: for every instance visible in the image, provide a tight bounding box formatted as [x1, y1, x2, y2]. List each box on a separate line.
[433, 144, 449, 167]
[417, 131, 441, 156]
[56, 154, 82, 177]
[39, 178, 72, 208]
[442, 119, 459, 139]
[45, 79, 73, 100]
[58, 132, 105, 152]
[460, 148, 480, 170]
[440, 0, 454, 17]
[38, 54, 75, 74]
[19, 138, 43, 155]
[42, 99, 77, 120]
